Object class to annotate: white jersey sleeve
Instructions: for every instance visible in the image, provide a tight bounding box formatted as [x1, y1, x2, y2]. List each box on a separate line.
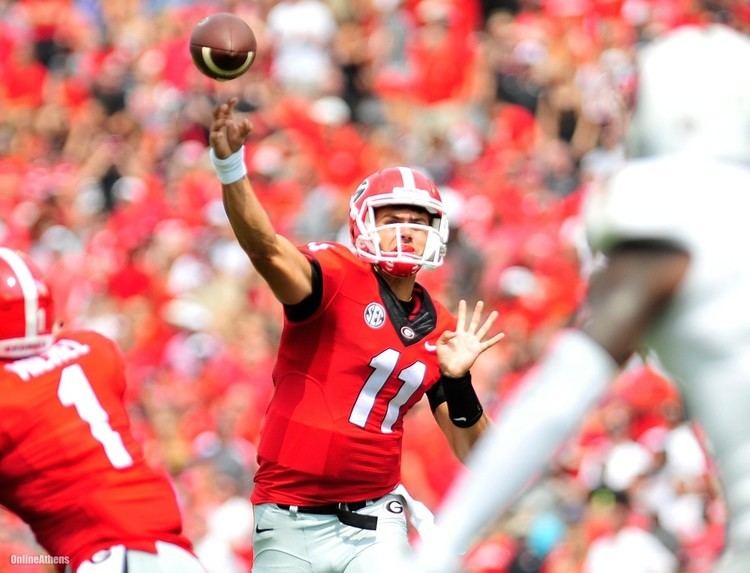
[584, 155, 750, 256]
[584, 158, 688, 254]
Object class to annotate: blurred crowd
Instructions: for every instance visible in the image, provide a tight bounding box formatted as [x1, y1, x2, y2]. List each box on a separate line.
[1, 0, 749, 571]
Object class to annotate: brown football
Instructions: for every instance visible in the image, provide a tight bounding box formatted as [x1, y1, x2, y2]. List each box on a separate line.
[189, 13, 257, 81]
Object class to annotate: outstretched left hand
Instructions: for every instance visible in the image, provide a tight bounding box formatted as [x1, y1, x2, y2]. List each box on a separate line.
[437, 300, 504, 378]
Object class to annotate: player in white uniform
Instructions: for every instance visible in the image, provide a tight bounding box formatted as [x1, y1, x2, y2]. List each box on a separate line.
[400, 24, 750, 573]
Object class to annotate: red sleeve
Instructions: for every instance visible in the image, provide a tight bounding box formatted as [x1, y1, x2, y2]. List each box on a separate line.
[65, 331, 128, 399]
[295, 242, 359, 320]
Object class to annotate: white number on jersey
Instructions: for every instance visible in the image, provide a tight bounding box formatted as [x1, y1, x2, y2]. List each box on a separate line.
[349, 349, 426, 433]
[57, 364, 134, 469]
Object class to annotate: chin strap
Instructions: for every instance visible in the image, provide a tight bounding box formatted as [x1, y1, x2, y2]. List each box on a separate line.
[378, 259, 420, 277]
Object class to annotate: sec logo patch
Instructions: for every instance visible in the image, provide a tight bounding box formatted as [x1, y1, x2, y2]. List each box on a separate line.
[364, 302, 386, 329]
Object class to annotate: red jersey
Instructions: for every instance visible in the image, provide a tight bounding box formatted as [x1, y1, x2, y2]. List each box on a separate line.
[252, 242, 455, 505]
[0, 331, 191, 571]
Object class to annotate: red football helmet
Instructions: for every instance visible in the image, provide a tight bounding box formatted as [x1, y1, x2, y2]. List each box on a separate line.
[349, 166, 449, 277]
[0, 248, 55, 359]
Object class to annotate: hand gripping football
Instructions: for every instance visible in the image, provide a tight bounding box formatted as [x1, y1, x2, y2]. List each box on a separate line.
[189, 13, 257, 81]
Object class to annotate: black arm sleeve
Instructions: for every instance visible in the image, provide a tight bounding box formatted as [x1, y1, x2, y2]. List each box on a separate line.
[441, 373, 484, 428]
[283, 259, 323, 322]
[426, 379, 448, 412]
[426, 375, 484, 428]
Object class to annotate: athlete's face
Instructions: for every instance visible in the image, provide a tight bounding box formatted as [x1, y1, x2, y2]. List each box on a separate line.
[374, 205, 431, 256]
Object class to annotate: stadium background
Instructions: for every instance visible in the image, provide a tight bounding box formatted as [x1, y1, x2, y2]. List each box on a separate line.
[1, 0, 747, 571]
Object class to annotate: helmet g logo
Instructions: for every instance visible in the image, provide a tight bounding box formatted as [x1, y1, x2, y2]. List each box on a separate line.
[364, 302, 386, 329]
[352, 179, 369, 203]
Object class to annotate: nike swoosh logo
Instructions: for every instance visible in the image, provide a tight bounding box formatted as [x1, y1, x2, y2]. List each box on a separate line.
[255, 526, 274, 534]
[424, 341, 437, 352]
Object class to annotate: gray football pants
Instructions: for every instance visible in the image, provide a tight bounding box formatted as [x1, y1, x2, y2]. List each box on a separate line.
[252, 492, 411, 573]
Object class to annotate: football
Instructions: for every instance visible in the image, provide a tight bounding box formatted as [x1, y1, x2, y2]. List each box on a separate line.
[189, 13, 257, 81]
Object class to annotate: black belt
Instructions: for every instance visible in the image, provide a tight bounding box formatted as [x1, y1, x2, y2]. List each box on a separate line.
[277, 501, 378, 530]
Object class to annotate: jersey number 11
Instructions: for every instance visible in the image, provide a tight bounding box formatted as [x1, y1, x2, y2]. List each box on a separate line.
[349, 349, 426, 433]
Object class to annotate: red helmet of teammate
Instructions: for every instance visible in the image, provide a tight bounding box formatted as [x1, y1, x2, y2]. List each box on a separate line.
[0, 248, 55, 359]
[349, 166, 450, 277]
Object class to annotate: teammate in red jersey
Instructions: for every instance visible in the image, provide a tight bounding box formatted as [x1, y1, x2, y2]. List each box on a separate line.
[0, 248, 205, 573]
[209, 98, 504, 572]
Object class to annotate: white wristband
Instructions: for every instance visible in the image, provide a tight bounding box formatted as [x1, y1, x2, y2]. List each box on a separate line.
[210, 146, 247, 184]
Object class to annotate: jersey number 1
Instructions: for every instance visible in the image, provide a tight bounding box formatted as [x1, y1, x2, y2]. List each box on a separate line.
[57, 364, 134, 469]
[349, 349, 426, 433]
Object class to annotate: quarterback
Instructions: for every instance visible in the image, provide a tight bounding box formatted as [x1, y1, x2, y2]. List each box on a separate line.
[405, 23, 750, 573]
[209, 99, 503, 572]
[0, 248, 205, 572]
